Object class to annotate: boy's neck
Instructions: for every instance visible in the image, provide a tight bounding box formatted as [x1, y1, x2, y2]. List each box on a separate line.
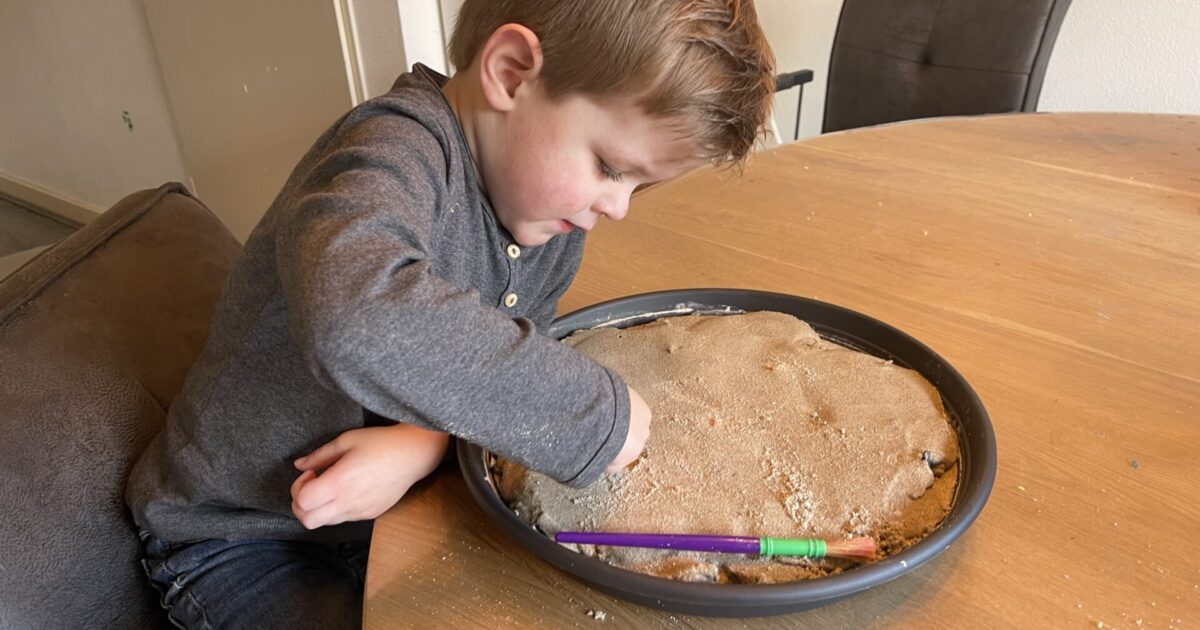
[441, 68, 488, 195]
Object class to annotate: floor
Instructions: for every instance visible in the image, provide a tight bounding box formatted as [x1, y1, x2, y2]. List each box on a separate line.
[0, 197, 76, 257]
[0, 197, 77, 278]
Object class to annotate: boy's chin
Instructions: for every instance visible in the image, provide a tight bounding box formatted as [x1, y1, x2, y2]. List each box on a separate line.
[510, 223, 566, 248]
[515, 235, 553, 247]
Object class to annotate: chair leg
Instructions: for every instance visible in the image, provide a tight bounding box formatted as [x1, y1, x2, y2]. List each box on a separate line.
[793, 85, 805, 141]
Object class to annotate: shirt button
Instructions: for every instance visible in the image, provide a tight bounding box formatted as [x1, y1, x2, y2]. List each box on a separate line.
[506, 244, 521, 259]
[504, 293, 518, 308]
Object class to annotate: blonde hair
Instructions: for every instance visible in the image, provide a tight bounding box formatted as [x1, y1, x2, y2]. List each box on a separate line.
[449, 0, 775, 166]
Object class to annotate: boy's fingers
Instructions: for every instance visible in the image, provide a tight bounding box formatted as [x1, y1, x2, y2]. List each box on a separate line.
[294, 498, 347, 530]
[290, 468, 315, 500]
[292, 499, 324, 529]
[294, 438, 348, 472]
[294, 464, 348, 512]
[291, 496, 310, 525]
[290, 482, 343, 525]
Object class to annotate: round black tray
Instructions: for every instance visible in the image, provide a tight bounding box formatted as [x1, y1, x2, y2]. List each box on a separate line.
[458, 289, 995, 617]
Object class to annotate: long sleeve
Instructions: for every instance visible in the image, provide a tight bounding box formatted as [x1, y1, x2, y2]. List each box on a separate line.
[275, 114, 627, 487]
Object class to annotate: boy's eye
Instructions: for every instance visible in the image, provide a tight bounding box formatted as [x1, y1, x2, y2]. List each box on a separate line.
[598, 159, 623, 183]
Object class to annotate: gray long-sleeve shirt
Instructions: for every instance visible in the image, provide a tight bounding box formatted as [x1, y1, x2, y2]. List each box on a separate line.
[126, 65, 630, 545]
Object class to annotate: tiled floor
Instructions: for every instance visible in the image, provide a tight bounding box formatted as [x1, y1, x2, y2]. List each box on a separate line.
[0, 197, 77, 257]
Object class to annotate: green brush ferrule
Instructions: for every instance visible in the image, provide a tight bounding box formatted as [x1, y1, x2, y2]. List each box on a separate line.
[759, 537, 826, 558]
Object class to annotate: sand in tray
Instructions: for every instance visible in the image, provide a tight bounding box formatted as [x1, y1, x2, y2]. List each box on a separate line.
[495, 311, 959, 584]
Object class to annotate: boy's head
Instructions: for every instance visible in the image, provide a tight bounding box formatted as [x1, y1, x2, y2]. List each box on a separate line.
[450, 0, 775, 166]
[443, 0, 775, 246]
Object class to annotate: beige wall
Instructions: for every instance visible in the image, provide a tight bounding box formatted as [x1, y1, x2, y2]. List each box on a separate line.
[141, 0, 359, 240]
[0, 0, 188, 222]
[141, 0, 446, 240]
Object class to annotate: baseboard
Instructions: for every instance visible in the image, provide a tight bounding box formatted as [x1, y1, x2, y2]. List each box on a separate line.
[0, 245, 49, 280]
[0, 171, 103, 227]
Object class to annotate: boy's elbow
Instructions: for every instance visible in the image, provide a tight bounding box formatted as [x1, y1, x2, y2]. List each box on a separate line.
[290, 315, 359, 385]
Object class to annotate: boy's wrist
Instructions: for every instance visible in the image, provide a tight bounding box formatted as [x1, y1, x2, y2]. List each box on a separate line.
[561, 368, 630, 488]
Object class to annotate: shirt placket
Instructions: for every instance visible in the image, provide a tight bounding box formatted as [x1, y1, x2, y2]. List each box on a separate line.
[499, 241, 522, 313]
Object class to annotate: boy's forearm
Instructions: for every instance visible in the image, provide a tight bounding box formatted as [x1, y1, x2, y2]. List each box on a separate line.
[280, 241, 624, 484]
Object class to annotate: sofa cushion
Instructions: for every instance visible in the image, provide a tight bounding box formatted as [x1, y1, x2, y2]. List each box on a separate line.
[0, 183, 240, 629]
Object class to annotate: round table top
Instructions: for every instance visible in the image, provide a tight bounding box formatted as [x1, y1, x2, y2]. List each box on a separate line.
[365, 113, 1200, 629]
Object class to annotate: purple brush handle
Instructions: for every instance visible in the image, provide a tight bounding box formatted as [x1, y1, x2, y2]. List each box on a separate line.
[555, 531, 760, 554]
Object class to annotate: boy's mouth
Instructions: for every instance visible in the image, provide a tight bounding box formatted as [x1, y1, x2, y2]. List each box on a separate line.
[560, 220, 588, 233]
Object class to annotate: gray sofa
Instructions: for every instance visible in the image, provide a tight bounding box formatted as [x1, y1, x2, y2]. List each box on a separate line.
[0, 183, 240, 628]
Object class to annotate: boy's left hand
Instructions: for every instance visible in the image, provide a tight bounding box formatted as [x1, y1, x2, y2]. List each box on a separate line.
[290, 423, 449, 529]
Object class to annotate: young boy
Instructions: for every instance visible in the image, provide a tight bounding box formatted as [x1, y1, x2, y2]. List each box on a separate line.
[126, 1, 774, 627]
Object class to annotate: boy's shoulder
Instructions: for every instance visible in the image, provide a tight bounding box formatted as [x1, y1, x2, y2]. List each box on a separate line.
[331, 65, 464, 166]
[370, 64, 455, 125]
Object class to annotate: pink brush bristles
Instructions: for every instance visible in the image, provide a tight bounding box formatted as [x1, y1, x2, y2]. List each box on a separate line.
[824, 537, 878, 560]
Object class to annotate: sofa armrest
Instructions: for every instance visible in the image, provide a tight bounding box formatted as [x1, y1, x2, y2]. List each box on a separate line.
[0, 183, 240, 629]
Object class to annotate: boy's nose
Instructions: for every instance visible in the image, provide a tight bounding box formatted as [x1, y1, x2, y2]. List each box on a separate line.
[594, 191, 630, 222]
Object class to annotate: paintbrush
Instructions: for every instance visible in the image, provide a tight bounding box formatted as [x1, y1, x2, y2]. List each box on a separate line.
[554, 531, 877, 560]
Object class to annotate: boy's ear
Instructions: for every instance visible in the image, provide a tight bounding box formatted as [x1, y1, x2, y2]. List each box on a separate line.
[477, 23, 544, 112]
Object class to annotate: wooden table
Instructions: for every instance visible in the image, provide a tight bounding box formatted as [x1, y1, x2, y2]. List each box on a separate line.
[365, 113, 1200, 628]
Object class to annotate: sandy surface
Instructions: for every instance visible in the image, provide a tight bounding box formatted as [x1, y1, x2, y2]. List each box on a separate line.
[496, 311, 959, 583]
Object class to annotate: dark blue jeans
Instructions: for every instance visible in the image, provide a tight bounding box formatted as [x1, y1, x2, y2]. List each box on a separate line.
[140, 531, 369, 630]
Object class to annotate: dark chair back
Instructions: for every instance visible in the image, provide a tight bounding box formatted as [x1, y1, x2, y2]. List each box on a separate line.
[823, 0, 1072, 133]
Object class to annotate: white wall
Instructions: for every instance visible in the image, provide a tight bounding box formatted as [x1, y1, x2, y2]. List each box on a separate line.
[756, 0, 843, 141]
[1039, 0, 1200, 114]
[0, 0, 188, 222]
[345, 0, 406, 100]
[352, 0, 452, 99]
[440, 0, 466, 72]
[397, 0, 452, 77]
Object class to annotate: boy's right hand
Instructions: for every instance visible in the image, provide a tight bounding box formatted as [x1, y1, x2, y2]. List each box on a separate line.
[289, 423, 448, 529]
[605, 385, 651, 473]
